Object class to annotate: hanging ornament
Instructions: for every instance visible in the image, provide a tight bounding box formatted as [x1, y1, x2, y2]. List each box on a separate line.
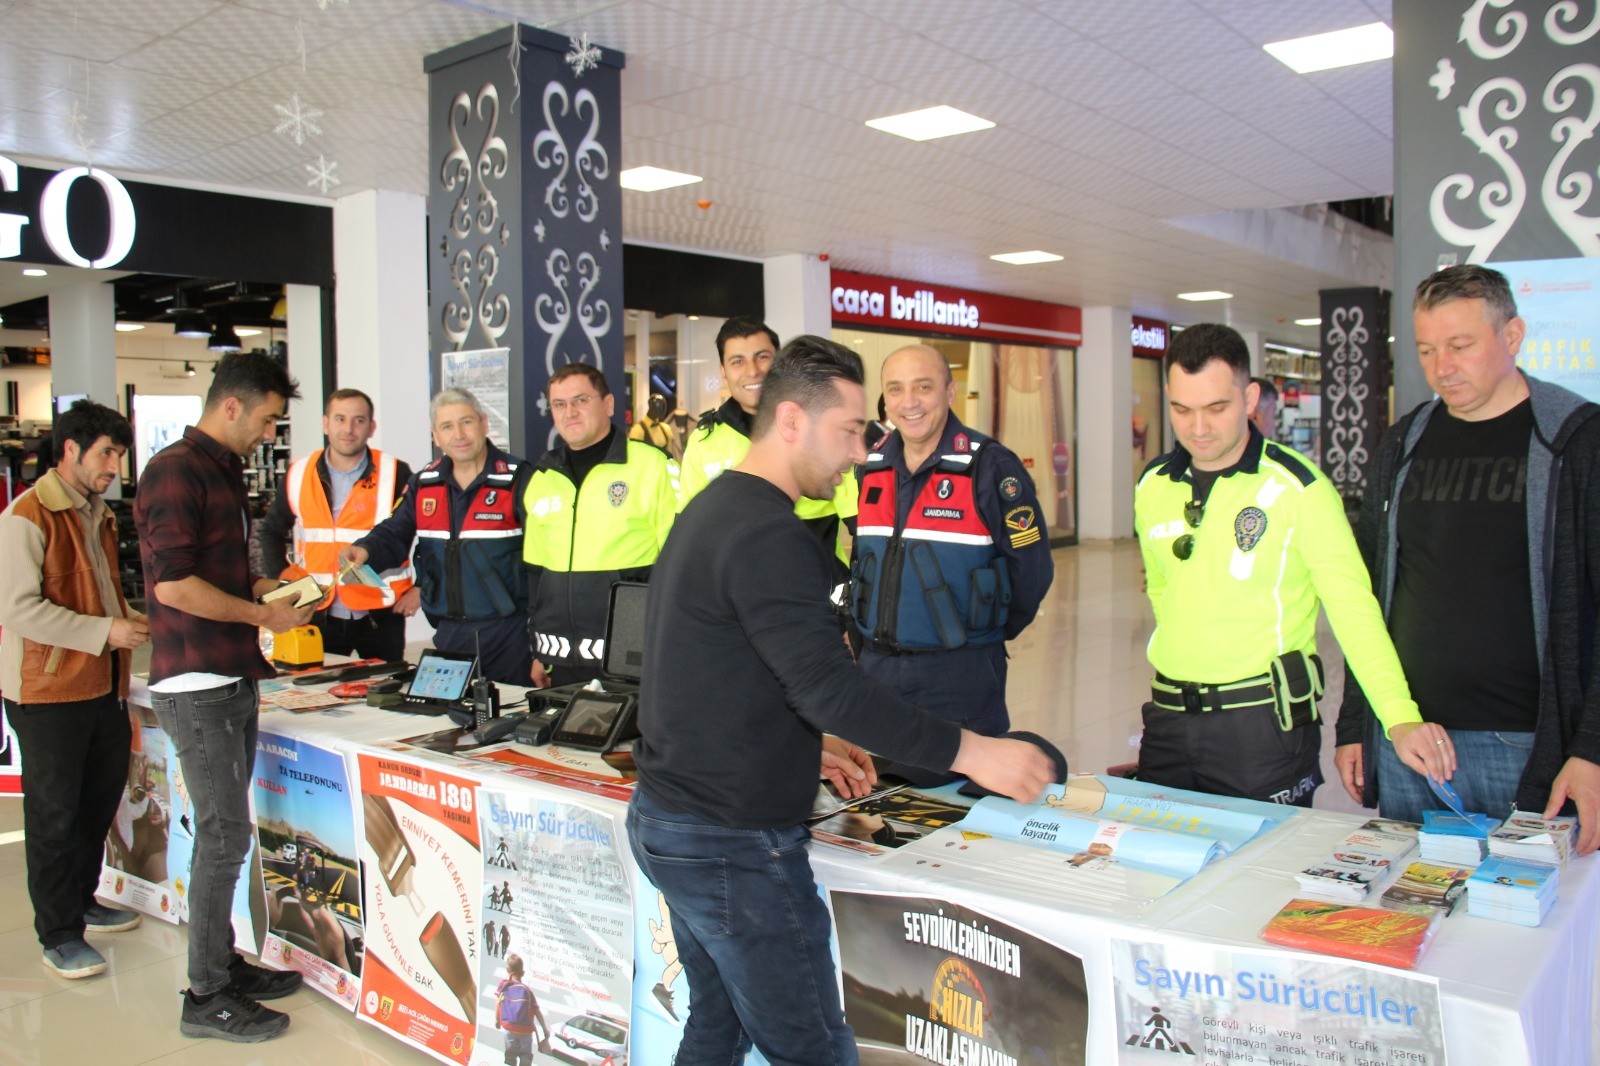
[565, 32, 601, 77]
[306, 154, 341, 194]
[507, 22, 526, 113]
[274, 92, 324, 146]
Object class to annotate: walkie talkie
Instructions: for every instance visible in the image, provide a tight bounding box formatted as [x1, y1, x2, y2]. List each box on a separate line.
[470, 630, 499, 727]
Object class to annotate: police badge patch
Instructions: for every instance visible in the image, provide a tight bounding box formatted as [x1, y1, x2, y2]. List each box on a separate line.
[1234, 506, 1267, 551]
[608, 480, 629, 507]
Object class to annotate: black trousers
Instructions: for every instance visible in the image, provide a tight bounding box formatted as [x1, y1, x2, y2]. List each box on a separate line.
[5, 691, 131, 948]
[1136, 701, 1323, 806]
[316, 608, 407, 662]
[434, 615, 534, 687]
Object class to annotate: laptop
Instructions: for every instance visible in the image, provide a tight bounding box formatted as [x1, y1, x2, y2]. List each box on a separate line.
[398, 649, 477, 715]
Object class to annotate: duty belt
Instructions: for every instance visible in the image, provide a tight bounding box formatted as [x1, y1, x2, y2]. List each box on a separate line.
[1151, 671, 1275, 715]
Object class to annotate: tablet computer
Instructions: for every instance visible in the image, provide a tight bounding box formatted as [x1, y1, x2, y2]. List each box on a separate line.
[550, 690, 636, 751]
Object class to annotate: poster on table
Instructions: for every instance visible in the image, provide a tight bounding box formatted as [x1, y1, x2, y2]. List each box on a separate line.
[97, 703, 266, 946]
[1495, 256, 1600, 404]
[252, 731, 363, 1009]
[356, 751, 483, 1065]
[832, 890, 1089, 1065]
[475, 787, 632, 1066]
[440, 348, 512, 450]
[1110, 937, 1444, 1064]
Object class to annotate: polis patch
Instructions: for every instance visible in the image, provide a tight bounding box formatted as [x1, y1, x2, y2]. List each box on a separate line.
[1005, 505, 1042, 549]
[1234, 506, 1267, 551]
[608, 480, 629, 507]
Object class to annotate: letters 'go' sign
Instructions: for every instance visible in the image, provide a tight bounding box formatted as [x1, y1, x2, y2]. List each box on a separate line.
[0, 156, 137, 268]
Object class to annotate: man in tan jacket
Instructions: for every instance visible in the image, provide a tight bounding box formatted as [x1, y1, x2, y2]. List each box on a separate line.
[0, 399, 149, 979]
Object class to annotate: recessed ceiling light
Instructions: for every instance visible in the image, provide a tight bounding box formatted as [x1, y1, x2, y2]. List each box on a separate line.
[236, 328, 263, 337]
[115, 323, 145, 332]
[990, 250, 1063, 265]
[619, 166, 702, 192]
[1177, 290, 1233, 302]
[1294, 317, 1321, 326]
[1264, 22, 1393, 74]
[22, 268, 48, 277]
[865, 105, 994, 142]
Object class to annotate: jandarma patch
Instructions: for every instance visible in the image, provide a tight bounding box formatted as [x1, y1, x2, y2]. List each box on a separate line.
[1234, 506, 1267, 551]
[1000, 476, 1022, 500]
[1005, 505, 1041, 548]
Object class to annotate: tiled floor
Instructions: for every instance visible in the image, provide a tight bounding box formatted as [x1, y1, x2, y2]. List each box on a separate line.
[0, 538, 1363, 1064]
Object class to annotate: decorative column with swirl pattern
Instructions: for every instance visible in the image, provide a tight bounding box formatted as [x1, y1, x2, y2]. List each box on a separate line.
[425, 26, 625, 458]
[1318, 287, 1391, 504]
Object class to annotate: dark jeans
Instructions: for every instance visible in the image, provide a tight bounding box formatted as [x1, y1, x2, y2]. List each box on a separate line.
[1138, 701, 1323, 806]
[149, 680, 259, 994]
[627, 789, 858, 1066]
[434, 615, 532, 687]
[316, 608, 406, 662]
[5, 692, 130, 949]
[1377, 728, 1534, 823]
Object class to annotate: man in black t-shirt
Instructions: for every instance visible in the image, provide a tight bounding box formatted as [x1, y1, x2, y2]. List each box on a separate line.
[629, 336, 1055, 1064]
[1336, 265, 1600, 854]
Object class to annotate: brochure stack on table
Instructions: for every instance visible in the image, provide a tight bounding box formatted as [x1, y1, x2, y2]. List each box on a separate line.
[1467, 857, 1561, 926]
[1488, 811, 1577, 866]
[1419, 810, 1498, 865]
[1295, 822, 1417, 902]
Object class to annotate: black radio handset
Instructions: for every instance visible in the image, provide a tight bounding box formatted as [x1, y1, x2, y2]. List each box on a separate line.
[470, 630, 499, 726]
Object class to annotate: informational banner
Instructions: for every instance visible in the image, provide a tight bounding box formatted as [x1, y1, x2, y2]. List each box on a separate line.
[1498, 256, 1600, 403]
[356, 752, 483, 1065]
[475, 787, 631, 1066]
[253, 732, 363, 1009]
[98, 704, 182, 923]
[833, 891, 1089, 1065]
[440, 348, 512, 450]
[1110, 937, 1444, 1065]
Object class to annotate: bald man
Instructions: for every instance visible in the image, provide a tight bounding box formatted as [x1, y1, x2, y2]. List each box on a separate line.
[851, 345, 1055, 752]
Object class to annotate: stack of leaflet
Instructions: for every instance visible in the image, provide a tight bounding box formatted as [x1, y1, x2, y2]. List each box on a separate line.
[1488, 810, 1577, 866]
[1295, 824, 1415, 903]
[1419, 810, 1497, 864]
[1466, 856, 1560, 926]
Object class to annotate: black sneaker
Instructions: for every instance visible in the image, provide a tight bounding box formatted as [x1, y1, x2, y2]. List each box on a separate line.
[180, 987, 290, 1043]
[227, 954, 304, 1000]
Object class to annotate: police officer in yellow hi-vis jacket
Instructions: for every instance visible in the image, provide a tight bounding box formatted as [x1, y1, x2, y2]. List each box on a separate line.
[256, 388, 416, 661]
[524, 364, 678, 688]
[1134, 324, 1454, 805]
[678, 317, 857, 571]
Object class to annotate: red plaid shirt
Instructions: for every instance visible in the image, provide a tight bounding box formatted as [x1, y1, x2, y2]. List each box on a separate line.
[134, 426, 274, 685]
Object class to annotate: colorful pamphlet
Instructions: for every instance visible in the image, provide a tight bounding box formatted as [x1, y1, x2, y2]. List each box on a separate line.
[1419, 810, 1497, 866]
[1295, 825, 1416, 902]
[1488, 810, 1577, 866]
[1466, 856, 1560, 927]
[1260, 898, 1440, 970]
[1380, 862, 1471, 916]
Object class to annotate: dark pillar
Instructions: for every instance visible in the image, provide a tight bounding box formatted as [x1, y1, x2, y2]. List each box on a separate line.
[425, 27, 625, 459]
[1318, 287, 1390, 502]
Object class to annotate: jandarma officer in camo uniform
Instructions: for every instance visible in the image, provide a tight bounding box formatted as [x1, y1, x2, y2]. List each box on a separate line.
[1133, 324, 1451, 805]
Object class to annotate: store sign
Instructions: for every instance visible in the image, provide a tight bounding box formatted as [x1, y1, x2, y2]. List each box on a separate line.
[1131, 316, 1168, 358]
[0, 155, 137, 268]
[830, 268, 1082, 346]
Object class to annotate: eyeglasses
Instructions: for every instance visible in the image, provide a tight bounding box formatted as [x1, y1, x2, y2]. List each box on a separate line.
[549, 393, 599, 413]
[1172, 498, 1204, 560]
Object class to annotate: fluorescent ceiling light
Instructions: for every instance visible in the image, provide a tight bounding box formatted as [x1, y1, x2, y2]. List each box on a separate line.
[22, 268, 47, 277]
[865, 105, 994, 141]
[1264, 22, 1392, 74]
[990, 250, 1063, 265]
[236, 328, 263, 337]
[115, 322, 145, 332]
[619, 166, 702, 192]
[1177, 290, 1233, 302]
[1294, 317, 1321, 326]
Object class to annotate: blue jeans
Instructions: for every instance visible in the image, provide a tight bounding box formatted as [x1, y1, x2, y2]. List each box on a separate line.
[1377, 728, 1535, 823]
[626, 790, 858, 1066]
[149, 680, 259, 994]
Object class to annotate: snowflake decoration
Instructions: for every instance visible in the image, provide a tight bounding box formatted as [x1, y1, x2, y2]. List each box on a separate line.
[565, 32, 601, 76]
[507, 23, 526, 113]
[599, 228, 610, 250]
[274, 92, 323, 146]
[306, 154, 341, 195]
[296, 18, 308, 72]
[533, 218, 547, 243]
[65, 99, 96, 162]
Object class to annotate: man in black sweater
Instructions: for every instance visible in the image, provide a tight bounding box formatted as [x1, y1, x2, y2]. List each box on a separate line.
[630, 335, 1054, 1064]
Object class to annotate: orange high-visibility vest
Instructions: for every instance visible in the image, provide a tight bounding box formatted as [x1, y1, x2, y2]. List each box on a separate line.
[287, 448, 413, 610]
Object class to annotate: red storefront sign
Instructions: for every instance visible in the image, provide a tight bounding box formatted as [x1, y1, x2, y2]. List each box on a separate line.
[830, 269, 1082, 347]
[1131, 316, 1169, 358]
